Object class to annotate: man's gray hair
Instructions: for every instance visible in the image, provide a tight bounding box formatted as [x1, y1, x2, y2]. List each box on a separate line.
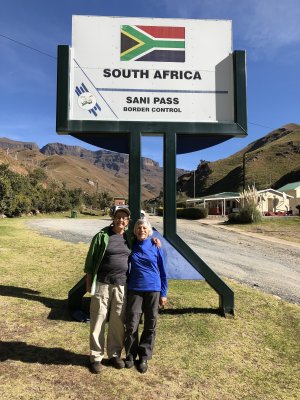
[133, 218, 153, 236]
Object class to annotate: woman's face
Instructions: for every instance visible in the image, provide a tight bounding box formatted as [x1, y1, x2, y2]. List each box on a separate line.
[113, 210, 130, 231]
[135, 223, 150, 241]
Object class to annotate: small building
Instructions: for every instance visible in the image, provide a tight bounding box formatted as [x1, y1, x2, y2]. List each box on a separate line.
[257, 189, 293, 215]
[186, 192, 240, 216]
[277, 182, 300, 215]
[113, 197, 126, 206]
[186, 189, 293, 216]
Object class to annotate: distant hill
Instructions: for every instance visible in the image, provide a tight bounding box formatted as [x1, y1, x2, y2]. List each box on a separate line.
[2, 124, 300, 201]
[0, 138, 187, 201]
[177, 123, 300, 197]
[0, 138, 39, 151]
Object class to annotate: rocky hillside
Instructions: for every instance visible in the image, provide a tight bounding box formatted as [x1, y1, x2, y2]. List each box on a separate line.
[177, 123, 300, 197]
[0, 138, 39, 151]
[0, 138, 187, 201]
[40, 143, 160, 173]
[2, 123, 299, 202]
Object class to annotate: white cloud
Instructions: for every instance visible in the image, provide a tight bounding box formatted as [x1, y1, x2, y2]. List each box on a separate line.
[159, 0, 300, 59]
[242, 0, 300, 53]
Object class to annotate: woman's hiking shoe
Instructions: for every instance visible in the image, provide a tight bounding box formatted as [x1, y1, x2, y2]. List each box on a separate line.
[125, 356, 134, 369]
[90, 361, 103, 374]
[137, 359, 148, 374]
[109, 356, 125, 369]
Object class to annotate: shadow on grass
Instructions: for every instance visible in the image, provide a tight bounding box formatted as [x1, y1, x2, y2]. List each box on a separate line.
[0, 341, 89, 366]
[0, 285, 72, 321]
[1, 285, 221, 322]
[159, 307, 220, 316]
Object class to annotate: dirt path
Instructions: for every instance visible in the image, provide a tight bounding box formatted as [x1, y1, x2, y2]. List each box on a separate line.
[27, 217, 300, 305]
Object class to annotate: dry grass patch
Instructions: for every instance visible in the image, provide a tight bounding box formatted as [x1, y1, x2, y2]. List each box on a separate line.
[224, 216, 300, 244]
[0, 219, 299, 400]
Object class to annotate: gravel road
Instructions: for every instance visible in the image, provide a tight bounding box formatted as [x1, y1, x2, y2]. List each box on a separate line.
[27, 217, 300, 305]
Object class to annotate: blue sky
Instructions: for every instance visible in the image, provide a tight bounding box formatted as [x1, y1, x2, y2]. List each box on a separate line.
[0, 0, 299, 170]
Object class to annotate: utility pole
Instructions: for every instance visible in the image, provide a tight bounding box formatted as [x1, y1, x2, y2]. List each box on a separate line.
[194, 170, 196, 198]
[193, 169, 196, 206]
[243, 152, 247, 190]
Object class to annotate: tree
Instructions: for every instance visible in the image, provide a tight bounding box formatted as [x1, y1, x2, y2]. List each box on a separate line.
[69, 188, 83, 209]
[97, 191, 113, 209]
[0, 164, 33, 216]
[29, 168, 47, 185]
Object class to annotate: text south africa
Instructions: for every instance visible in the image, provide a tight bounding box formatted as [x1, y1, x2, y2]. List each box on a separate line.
[103, 69, 202, 80]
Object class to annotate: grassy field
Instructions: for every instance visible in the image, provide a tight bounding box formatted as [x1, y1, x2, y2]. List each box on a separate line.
[225, 216, 300, 245]
[0, 218, 300, 400]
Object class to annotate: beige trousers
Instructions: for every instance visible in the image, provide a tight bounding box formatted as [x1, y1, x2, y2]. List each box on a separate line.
[89, 282, 126, 362]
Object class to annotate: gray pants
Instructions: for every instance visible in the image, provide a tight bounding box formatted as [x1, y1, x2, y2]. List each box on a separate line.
[125, 290, 160, 361]
[89, 282, 126, 362]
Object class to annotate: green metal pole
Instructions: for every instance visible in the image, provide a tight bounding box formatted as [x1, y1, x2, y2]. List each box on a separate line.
[163, 131, 177, 236]
[129, 131, 141, 226]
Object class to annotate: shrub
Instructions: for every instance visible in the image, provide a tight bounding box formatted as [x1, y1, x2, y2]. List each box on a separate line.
[228, 185, 262, 224]
[155, 207, 208, 219]
[177, 207, 208, 219]
[157, 207, 164, 216]
[227, 212, 240, 223]
[228, 205, 262, 224]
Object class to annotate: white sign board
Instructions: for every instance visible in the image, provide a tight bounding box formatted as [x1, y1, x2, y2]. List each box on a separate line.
[70, 16, 234, 123]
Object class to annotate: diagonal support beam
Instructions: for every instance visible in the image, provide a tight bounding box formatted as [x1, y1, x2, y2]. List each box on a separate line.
[164, 132, 234, 316]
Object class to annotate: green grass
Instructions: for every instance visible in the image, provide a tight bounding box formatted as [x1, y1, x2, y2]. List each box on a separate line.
[0, 219, 299, 400]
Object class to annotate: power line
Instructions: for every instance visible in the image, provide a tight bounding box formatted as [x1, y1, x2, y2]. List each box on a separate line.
[248, 121, 276, 130]
[0, 33, 56, 60]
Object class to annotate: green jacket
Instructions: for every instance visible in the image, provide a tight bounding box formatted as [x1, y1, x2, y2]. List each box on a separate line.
[84, 225, 133, 288]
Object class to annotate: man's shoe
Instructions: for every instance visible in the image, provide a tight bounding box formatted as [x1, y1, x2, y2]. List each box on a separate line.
[125, 356, 134, 369]
[137, 359, 148, 374]
[109, 356, 125, 369]
[90, 361, 103, 374]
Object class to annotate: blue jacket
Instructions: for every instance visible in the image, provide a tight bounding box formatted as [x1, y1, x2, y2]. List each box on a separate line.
[127, 238, 168, 297]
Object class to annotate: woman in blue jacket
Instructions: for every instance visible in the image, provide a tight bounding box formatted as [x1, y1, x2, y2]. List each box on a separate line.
[124, 219, 168, 373]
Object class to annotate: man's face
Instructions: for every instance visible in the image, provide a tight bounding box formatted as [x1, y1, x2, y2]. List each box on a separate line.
[113, 211, 130, 229]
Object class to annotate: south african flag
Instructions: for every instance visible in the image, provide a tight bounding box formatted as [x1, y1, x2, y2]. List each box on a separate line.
[121, 25, 185, 62]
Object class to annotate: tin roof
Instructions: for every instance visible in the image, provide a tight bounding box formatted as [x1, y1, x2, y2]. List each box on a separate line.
[277, 182, 300, 191]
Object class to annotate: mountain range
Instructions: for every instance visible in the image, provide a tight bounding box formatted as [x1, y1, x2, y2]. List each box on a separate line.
[0, 138, 186, 200]
[1, 123, 299, 201]
[177, 123, 300, 197]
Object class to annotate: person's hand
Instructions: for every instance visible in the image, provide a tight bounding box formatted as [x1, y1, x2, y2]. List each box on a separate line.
[86, 274, 92, 293]
[152, 237, 161, 248]
[159, 297, 167, 307]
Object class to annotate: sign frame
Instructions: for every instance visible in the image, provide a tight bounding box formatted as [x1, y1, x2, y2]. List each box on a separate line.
[57, 45, 247, 143]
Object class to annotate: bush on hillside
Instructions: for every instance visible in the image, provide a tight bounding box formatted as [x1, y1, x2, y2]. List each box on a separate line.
[0, 163, 110, 217]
